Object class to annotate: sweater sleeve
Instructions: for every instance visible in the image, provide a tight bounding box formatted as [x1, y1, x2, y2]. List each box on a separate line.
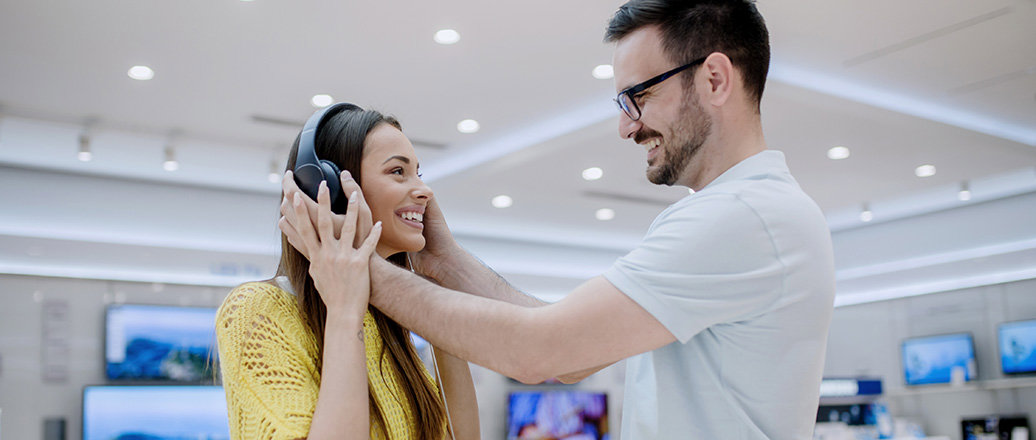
[216, 282, 321, 440]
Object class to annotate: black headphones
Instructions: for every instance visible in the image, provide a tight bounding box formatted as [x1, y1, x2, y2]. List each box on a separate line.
[294, 102, 359, 214]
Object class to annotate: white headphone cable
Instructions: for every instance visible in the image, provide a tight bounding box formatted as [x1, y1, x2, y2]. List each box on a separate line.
[408, 253, 456, 440]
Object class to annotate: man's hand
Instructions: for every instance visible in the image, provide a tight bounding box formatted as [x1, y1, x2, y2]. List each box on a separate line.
[407, 196, 463, 283]
[279, 170, 373, 258]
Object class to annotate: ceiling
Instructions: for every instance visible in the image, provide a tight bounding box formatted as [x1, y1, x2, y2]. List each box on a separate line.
[1, 0, 1034, 246]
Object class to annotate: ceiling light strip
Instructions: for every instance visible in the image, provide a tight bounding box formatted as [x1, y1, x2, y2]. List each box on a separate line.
[0, 222, 279, 256]
[769, 63, 1036, 146]
[836, 237, 1036, 281]
[826, 166, 1036, 231]
[420, 94, 615, 183]
[842, 7, 1013, 67]
[833, 266, 1036, 308]
[0, 261, 251, 288]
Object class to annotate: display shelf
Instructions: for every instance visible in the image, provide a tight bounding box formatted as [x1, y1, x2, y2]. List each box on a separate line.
[885, 376, 1036, 397]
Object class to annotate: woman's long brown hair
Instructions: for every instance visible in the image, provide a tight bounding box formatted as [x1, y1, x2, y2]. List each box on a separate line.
[277, 105, 446, 440]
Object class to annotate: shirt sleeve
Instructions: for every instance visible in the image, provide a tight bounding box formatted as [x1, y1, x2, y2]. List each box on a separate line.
[216, 283, 321, 440]
[603, 194, 785, 343]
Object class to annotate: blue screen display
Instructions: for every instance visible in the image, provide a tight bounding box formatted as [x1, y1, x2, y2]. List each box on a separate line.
[508, 391, 609, 440]
[1000, 319, 1036, 375]
[106, 304, 218, 381]
[83, 385, 229, 440]
[902, 333, 976, 385]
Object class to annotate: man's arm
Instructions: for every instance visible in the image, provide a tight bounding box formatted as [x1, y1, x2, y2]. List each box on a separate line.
[277, 176, 645, 381]
[408, 196, 548, 307]
[369, 258, 675, 383]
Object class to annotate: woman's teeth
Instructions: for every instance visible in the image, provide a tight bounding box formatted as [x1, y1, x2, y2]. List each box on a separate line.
[399, 212, 423, 223]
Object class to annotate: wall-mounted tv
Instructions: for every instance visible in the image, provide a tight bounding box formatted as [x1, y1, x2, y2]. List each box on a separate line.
[507, 391, 608, 440]
[105, 304, 218, 381]
[902, 333, 977, 386]
[999, 319, 1036, 375]
[82, 385, 229, 440]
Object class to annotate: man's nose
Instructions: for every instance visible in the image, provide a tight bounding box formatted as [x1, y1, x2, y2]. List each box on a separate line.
[618, 113, 642, 140]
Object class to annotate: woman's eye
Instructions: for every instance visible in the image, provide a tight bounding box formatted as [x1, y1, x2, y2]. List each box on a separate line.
[390, 167, 404, 175]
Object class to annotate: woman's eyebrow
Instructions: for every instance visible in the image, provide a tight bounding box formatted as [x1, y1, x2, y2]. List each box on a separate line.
[381, 155, 411, 165]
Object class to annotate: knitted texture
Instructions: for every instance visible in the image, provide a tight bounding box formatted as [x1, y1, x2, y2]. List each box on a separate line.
[216, 281, 436, 440]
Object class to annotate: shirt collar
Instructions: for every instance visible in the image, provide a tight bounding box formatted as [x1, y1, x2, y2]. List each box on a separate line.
[700, 150, 788, 191]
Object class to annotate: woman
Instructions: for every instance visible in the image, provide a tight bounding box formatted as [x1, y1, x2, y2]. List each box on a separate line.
[216, 104, 479, 440]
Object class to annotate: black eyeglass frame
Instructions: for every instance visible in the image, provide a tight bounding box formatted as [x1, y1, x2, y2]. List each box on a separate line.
[613, 56, 708, 121]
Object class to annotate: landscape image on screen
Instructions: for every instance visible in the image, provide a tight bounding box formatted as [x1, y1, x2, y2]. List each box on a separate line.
[83, 385, 229, 440]
[1000, 319, 1036, 374]
[106, 305, 217, 381]
[902, 333, 976, 385]
[508, 391, 609, 440]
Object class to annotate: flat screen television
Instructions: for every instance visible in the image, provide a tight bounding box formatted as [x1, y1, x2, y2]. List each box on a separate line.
[507, 390, 608, 440]
[901, 332, 977, 386]
[105, 304, 218, 381]
[82, 385, 229, 440]
[999, 319, 1036, 375]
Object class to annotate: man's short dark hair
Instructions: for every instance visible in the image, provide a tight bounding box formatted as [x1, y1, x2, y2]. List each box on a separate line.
[605, 0, 770, 110]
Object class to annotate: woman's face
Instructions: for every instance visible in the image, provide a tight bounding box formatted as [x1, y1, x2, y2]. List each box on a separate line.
[359, 123, 432, 258]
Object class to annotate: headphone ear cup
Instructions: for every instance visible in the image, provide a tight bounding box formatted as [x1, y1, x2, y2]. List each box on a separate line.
[319, 160, 349, 215]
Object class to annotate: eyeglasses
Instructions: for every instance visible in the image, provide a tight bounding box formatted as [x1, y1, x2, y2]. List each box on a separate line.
[613, 56, 707, 121]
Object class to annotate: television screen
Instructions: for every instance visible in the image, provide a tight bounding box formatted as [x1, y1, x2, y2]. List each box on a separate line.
[82, 385, 229, 440]
[508, 391, 608, 440]
[902, 333, 977, 385]
[817, 404, 876, 426]
[105, 304, 218, 381]
[1000, 319, 1036, 375]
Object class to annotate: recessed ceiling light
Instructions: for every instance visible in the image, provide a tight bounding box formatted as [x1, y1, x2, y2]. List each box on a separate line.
[434, 29, 460, 45]
[311, 94, 333, 108]
[582, 167, 603, 181]
[827, 146, 850, 160]
[592, 64, 614, 80]
[127, 65, 154, 81]
[915, 164, 936, 178]
[457, 119, 480, 134]
[491, 195, 512, 208]
[595, 208, 615, 221]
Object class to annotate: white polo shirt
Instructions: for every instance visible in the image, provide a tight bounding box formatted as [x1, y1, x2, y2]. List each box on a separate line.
[603, 150, 835, 440]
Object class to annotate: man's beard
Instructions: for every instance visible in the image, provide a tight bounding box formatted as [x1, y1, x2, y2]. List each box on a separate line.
[647, 93, 711, 186]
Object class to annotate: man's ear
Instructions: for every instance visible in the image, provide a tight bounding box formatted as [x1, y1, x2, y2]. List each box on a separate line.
[701, 52, 734, 107]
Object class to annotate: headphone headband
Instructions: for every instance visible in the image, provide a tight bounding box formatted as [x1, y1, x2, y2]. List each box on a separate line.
[293, 102, 360, 213]
[297, 102, 359, 171]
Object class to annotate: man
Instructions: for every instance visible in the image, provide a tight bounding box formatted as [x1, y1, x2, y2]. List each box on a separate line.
[282, 0, 835, 438]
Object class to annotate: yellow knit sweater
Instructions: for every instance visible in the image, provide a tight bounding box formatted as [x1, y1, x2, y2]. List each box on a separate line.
[216, 281, 438, 440]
